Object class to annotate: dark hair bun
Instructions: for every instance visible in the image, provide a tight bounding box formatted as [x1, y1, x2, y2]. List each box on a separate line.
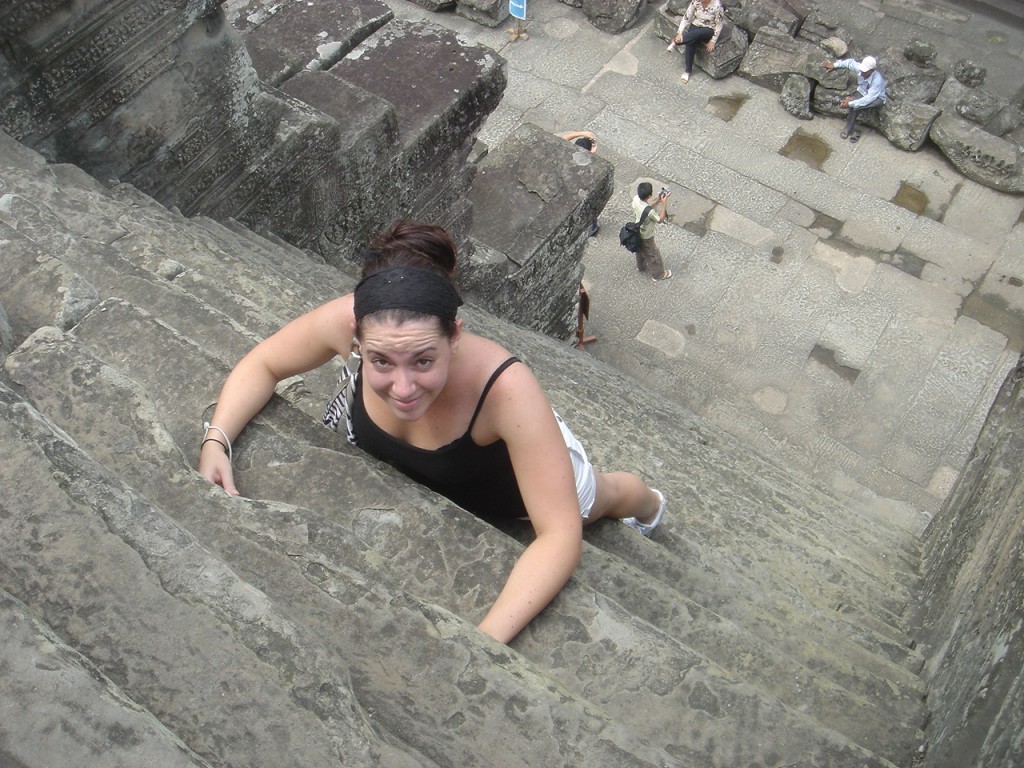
[364, 220, 457, 278]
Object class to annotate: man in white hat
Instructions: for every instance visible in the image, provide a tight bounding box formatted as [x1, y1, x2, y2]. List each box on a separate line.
[823, 55, 887, 142]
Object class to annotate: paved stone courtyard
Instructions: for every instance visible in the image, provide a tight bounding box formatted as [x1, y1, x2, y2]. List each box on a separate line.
[389, 0, 1024, 521]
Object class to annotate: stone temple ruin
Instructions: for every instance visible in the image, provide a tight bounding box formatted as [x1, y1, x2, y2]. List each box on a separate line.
[0, 0, 610, 340]
[1, 2, 1023, 768]
[654, 0, 1024, 193]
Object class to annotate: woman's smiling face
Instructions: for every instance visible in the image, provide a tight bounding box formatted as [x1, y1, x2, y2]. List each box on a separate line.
[359, 316, 459, 422]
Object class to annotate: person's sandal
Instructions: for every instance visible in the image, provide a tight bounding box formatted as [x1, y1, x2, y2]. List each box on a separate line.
[849, 132, 861, 143]
[680, 72, 690, 83]
[839, 130, 850, 139]
[652, 269, 673, 282]
[622, 490, 667, 537]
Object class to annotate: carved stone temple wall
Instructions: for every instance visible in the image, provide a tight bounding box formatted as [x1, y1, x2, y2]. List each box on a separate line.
[0, 0, 599, 339]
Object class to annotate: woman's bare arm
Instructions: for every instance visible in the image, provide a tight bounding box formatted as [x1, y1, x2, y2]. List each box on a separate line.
[474, 364, 584, 643]
[199, 294, 356, 493]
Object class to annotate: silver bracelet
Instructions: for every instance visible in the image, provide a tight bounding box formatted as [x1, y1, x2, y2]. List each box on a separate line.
[202, 422, 233, 464]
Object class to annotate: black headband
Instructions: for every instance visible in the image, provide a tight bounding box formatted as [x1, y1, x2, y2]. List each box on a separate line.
[354, 267, 463, 322]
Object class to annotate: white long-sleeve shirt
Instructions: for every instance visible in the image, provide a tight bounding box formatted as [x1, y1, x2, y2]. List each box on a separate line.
[833, 58, 888, 108]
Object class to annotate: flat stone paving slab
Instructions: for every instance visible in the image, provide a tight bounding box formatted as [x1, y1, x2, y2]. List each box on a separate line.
[390, 0, 1023, 518]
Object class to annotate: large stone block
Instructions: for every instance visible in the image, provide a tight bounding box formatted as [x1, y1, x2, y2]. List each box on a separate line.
[780, 74, 813, 120]
[277, 69, 399, 254]
[738, 27, 830, 92]
[232, 0, 393, 86]
[583, 0, 645, 34]
[456, 0, 510, 28]
[929, 114, 1024, 194]
[877, 46, 947, 106]
[878, 100, 942, 151]
[728, 0, 804, 38]
[329, 18, 506, 264]
[467, 123, 614, 339]
[933, 77, 1023, 138]
[332, 19, 506, 171]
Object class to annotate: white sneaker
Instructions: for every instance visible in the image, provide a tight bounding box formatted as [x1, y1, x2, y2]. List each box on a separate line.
[622, 490, 667, 537]
[667, 42, 677, 51]
[680, 72, 690, 83]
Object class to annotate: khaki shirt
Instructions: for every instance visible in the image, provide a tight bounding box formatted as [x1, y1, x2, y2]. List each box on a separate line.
[632, 196, 660, 239]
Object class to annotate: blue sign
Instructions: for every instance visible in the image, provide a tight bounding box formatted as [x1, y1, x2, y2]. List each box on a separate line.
[510, 0, 526, 20]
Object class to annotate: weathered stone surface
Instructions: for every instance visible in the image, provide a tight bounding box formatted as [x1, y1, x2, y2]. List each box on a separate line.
[583, 0, 644, 35]
[954, 59, 986, 88]
[467, 123, 613, 338]
[934, 77, 1023, 137]
[878, 99, 943, 151]
[738, 27, 833, 92]
[913, 354, 1024, 768]
[330, 18, 506, 273]
[878, 46, 947, 105]
[334, 20, 506, 171]
[0, 224, 99, 342]
[0, 301, 14, 359]
[780, 74, 813, 120]
[929, 113, 1024, 193]
[795, 10, 845, 47]
[455, 0, 510, 28]
[820, 35, 847, 57]
[904, 39, 937, 68]
[727, 0, 802, 37]
[276, 69, 399, 254]
[0, 589, 212, 768]
[702, 19, 749, 78]
[228, 0, 393, 86]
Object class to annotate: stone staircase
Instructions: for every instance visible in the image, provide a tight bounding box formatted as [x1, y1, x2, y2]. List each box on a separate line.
[0, 130, 929, 767]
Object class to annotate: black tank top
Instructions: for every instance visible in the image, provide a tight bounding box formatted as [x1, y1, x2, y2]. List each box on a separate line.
[351, 357, 527, 522]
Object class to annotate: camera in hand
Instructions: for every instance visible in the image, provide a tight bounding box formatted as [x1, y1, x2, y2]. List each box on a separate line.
[659, 187, 669, 198]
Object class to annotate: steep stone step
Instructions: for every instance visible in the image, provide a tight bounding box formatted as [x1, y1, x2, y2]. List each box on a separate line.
[0, 149, 348, 408]
[0, 379, 682, 768]
[0, 224, 98, 345]
[0, 588, 213, 768]
[0, 196, 260, 359]
[4, 131, 922, 606]
[0, 383, 415, 768]
[581, 519, 926, 707]
[0, 159, 321, 333]
[0, 188, 925, 729]
[2, 136, 920, 646]
[4, 310, 913, 767]
[0, 133, 929, 765]
[586, 490, 918, 650]
[63, 294, 925, 755]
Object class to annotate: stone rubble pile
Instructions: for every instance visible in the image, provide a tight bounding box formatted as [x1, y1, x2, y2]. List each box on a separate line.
[647, 0, 1024, 192]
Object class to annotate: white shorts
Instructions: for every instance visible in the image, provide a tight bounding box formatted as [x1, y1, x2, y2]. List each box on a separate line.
[554, 411, 597, 519]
